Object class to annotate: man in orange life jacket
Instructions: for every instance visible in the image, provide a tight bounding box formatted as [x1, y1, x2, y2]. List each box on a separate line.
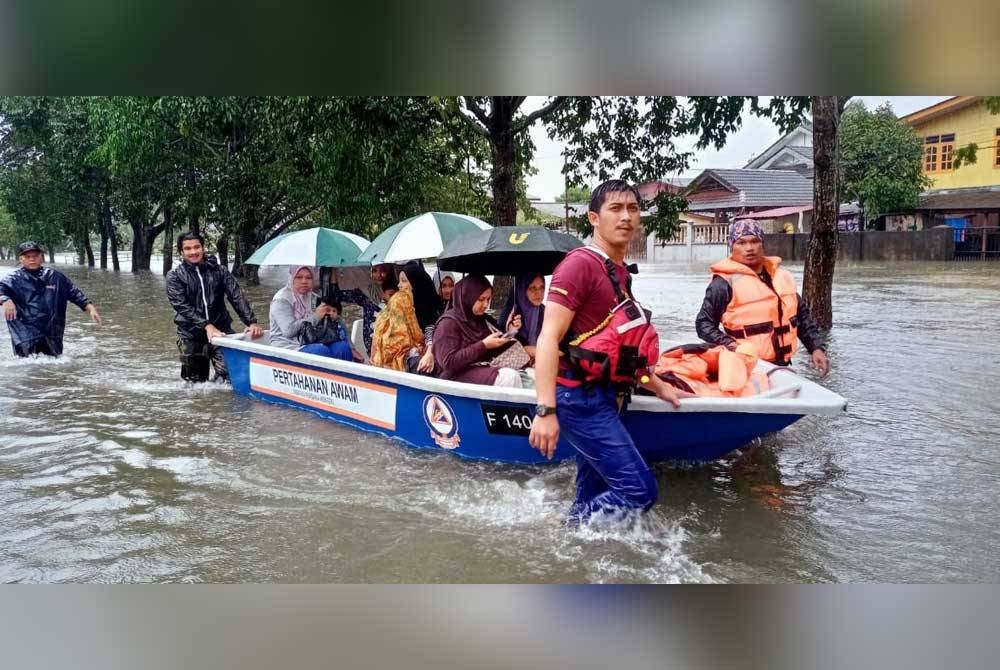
[529, 180, 689, 522]
[696, 219, 830, 375]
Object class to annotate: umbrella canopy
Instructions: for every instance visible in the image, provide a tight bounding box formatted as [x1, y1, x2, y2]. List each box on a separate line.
[357, 212, 492, 264]
[437, 225, 584, 275]
[245, 227, 371, 267]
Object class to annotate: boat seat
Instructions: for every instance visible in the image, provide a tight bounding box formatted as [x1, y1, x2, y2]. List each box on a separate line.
[350, 318, 370, 363]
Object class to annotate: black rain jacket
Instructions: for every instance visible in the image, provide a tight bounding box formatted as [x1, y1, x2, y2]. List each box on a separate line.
[165, 256, 257, 340]
[0, 266, 91, 355]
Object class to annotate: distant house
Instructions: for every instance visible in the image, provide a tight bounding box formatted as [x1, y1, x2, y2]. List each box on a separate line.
[744, 121, 814, 170]
[901, 96, 1000, 191]
[684, 168, 814, 222]
[895, 97, 1000, 237]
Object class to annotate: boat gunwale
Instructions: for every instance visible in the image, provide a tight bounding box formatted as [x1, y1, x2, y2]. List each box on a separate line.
[216, 335, 846, 417]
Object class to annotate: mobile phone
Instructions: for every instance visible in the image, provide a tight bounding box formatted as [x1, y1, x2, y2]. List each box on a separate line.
[501, 330, 518, 339]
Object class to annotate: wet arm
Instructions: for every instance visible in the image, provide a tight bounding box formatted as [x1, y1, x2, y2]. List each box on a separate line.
[434, 320, 488, 373]
[223, 269, 258, 326]
[64, 277, 92, 311]
[533, 302, 574, 409]
[795, 295, 826, 353]
[695, 276, 736, 348]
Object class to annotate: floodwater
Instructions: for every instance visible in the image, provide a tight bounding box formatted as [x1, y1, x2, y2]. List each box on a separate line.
[1, 259, 997, 583]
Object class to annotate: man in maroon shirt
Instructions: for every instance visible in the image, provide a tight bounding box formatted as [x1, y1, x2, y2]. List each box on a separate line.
[529, 179, 688, 522]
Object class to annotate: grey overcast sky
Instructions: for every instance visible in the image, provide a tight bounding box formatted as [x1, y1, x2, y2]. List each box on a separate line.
[526, 96, 951, 201]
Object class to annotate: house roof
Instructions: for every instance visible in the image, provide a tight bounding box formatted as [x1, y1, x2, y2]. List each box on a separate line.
[744, 121, 813, 169]
[685, 168, 814, 211]
[916, 186, 1000, 210]
[741, 205, 812, 219]
[900, 96, 981, 127]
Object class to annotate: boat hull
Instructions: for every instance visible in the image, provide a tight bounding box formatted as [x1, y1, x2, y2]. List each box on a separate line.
[219, 338, 844, 465]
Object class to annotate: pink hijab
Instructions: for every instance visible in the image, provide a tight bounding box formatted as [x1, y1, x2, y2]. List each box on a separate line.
[286, 265, 315, 319]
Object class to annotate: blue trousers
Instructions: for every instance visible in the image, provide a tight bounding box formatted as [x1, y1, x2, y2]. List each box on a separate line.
[557, 384, 658, 522]
[299, 341, 353, 361]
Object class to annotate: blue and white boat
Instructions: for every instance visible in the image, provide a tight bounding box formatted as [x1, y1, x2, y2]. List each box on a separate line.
[216, 333, 846, 465]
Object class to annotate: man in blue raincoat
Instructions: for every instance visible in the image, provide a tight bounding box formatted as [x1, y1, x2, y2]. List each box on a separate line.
[0, 241, 102, 357]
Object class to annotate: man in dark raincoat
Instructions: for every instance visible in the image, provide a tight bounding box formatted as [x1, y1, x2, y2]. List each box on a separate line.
[165, 231, 262, 382]
[0, 241, 103, 357]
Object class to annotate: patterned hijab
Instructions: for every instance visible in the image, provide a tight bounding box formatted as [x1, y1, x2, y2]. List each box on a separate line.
[728, 219, 765, 249]
[285, 265, 315, 319]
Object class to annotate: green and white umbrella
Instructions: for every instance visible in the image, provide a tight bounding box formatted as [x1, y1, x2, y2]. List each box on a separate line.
[245, 227, 371, 267]
[357, 212, 492, 264]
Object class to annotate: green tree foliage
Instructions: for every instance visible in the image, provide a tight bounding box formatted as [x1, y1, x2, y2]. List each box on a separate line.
[555, 185, 591, 203]
[449, 96, 809, 229]
[838, 100, 930, 227]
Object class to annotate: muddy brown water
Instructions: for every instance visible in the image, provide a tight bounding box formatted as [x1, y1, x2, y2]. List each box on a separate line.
[1, 260, 997, 582]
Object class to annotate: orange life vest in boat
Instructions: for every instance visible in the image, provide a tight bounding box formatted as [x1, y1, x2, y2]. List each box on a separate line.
[654, 343, 770, 397]
[558, 247, 660, 388]
[710, 256, 799, 365]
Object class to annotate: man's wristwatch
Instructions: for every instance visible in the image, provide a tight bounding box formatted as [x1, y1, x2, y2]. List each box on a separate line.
[535, 404, 556, 417]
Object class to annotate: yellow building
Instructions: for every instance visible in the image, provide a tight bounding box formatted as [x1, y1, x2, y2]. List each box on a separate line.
[901, 96, 1000, 190]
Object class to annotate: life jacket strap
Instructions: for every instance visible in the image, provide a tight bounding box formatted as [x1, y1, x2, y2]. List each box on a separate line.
[724, 321, 774, 338]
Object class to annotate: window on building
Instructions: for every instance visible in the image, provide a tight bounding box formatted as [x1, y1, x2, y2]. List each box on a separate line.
[995, 128, 1000, 168]
[925, 144, 938, 172]
[940, 143, 954, 170]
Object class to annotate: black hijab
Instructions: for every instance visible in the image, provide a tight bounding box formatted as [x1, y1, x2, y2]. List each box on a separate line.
[402, 260, 442, 330]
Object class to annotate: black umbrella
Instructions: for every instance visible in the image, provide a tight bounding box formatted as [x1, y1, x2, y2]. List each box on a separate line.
[437, 225, 585, 275]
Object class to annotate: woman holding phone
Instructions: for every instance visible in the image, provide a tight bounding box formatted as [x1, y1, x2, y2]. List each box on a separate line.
[432, 274, 525, 388]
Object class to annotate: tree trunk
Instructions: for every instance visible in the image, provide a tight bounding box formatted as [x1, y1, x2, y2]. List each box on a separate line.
[99, 224, 109, 269]
[233, 231, 259, 284]
[48, 247, 55, 264]
[110, 223, 120, 272]
[76, 244, 85, 265]
[84, 234, 95, 267]
[217, 234, 229, 268]
[488, 97, 519, 227]
[162, 205, 174, 276]
[130, 218, 153, 273]
[802, 96, 840, 330]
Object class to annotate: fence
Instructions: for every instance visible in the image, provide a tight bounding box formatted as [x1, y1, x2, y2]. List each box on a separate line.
[660, 223, 729, 246]
[954, 227, 1000, 261]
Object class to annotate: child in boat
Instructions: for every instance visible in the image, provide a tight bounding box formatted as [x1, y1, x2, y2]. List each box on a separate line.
[269, 266, 354, 361]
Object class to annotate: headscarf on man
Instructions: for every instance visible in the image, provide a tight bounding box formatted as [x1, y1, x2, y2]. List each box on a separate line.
[401, 260, 442, 330]
[727, 219, 765, 249]
[497, 273, 545, 346]
[435, 274, 493, 345]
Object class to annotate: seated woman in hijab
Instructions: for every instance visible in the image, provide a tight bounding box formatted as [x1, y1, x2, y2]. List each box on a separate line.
[328, 263, 395, 355]
[432, 270, 457, 310]
[432, 274, 525, 388]
[497, 272, 545, 361]
[269, 266, 353, 361]
[402, 260, 444, 374]
[370, 268, 425, 372]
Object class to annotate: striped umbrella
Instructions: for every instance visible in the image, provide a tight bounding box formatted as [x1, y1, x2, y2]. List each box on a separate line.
[357, 212, 492, 264]
[245, 227, 371, 267]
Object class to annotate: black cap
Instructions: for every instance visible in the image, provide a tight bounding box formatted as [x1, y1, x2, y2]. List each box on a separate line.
[17, 241, 43, 256]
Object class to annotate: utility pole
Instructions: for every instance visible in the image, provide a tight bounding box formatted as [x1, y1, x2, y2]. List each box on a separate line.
[563, 149, 570, 233]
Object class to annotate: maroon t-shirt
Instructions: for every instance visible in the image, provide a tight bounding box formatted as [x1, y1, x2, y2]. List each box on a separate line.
[546, 247, 632, 376]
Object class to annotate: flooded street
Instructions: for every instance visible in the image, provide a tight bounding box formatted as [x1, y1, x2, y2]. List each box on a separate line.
[1, 259, 998, 583]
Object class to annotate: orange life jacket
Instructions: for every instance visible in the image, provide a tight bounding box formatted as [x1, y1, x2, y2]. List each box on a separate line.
[558, 247, 659, 388]
[710, 256, 799, 365]
[654, 343, 770, 397]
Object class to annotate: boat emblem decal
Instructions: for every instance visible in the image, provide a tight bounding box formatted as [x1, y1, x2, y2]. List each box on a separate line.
[508, 232, 530, 245]
[423, 394, 460, 449]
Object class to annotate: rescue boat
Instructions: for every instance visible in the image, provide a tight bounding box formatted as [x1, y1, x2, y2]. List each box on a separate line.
[215, 331, 846, 465]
